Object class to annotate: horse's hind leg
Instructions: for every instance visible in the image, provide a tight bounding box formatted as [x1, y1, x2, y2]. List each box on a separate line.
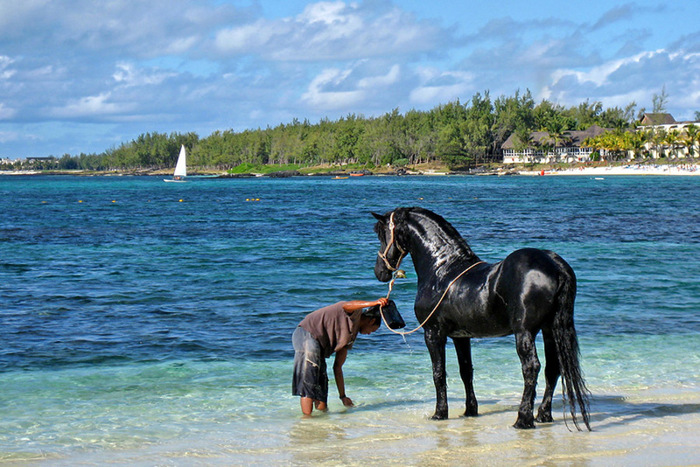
[514, 331, 540, 429]
[453, 337, 478, 417]
[536, 328, 560, 423]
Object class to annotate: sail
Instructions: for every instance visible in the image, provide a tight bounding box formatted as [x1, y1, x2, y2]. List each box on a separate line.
[173, 145, 187, 177]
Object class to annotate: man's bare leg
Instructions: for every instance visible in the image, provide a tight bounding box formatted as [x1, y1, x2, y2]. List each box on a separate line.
[301, 397, 313, 416]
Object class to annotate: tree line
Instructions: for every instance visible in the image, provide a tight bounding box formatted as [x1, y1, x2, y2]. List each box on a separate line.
[6, 89, 691, 172]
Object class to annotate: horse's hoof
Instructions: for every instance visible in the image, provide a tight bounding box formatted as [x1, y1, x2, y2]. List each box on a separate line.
[535, 413, 553, 423]
[513, 410, 537, 429]
[463, 408, 478, 417]
[513, 421, 536, 429]
[430, 413, 448, 421]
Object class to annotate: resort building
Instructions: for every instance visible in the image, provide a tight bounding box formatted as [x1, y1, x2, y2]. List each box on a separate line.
[638, 112, 677, 127]
[502, 114, 700, 163]
[636, 113, 700, 159]
[501, 125, 609, 164]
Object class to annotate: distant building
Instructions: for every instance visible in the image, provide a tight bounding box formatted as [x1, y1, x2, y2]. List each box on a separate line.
[501, 125, 610, 164]
[637, 113, 699, 159]
[639, 113, 676, 126]
[637, 113, 696, 132]
[26, 156, 55, 161]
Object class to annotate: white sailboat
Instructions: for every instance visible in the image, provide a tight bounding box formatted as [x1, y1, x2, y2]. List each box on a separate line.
[164, 145, 187, 182]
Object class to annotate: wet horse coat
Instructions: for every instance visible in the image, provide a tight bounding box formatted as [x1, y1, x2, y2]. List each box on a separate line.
[372, 207, 590, 430]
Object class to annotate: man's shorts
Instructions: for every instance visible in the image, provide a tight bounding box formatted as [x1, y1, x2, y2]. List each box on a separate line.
[292, 326, 328, 403]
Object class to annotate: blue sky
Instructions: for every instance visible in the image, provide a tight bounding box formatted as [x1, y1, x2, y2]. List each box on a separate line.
[1, 0, 698, 158]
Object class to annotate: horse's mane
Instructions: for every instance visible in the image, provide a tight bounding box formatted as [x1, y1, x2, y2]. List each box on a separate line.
[395, 207, 478, 261]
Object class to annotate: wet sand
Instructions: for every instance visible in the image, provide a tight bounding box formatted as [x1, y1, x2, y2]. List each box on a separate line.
[44, 387, 700, 466]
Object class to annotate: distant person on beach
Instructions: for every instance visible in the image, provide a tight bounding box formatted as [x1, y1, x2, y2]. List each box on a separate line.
[292, 298, 388, 416]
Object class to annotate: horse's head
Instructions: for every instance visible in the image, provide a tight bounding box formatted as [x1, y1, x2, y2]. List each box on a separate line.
[371, 209, 408, 282]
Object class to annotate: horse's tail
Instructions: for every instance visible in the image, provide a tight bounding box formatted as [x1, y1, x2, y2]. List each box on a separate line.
[553, 261, 591, 431]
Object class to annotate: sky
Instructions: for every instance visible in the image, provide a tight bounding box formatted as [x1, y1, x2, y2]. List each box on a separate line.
[1, 0, 699, 159]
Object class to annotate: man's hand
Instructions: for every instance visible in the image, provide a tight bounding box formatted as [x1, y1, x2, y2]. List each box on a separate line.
[340, 395, 354, 407]
[375, 297, 389, 308]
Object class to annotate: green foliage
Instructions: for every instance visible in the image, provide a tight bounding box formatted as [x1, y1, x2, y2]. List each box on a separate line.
[44, 91, 653, 171]
[652, 85, 669, 113]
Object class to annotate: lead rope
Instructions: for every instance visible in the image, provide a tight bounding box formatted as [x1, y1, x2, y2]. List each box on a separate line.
[380, 260, 485, 336]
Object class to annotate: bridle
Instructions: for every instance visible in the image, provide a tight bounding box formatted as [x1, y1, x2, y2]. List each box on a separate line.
[377, 212, 406, 272]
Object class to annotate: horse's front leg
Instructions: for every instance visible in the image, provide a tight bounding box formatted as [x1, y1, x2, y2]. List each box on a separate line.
[514, 330, 541, 429]
[424, 326, 448, 420]
[453, 337, 478, 417]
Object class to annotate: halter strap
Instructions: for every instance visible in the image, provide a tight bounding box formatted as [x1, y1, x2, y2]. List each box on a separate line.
[377, 212, 406, 271]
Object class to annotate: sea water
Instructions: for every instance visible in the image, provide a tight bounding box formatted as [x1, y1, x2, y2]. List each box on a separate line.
[1, 175, 698, 465]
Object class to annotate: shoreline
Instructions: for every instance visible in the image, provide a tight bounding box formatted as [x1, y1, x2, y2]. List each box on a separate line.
[525, 163, 700, 177]
[1, 163, 699, 177]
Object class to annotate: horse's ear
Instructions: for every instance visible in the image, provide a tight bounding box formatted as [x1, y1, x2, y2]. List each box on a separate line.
[371, 212, 387, 223]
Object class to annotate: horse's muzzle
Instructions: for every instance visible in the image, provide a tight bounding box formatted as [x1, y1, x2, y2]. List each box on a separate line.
[374, 262, 393, 283]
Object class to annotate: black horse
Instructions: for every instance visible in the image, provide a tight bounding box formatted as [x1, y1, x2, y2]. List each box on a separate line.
[372, 207, 590, 430]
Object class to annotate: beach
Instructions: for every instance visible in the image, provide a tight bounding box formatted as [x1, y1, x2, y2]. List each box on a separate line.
[2, 162, 700, 178]
[529, 163, 700, 176]
[13, 375, 698, 466]
[21, 390, 697, 466]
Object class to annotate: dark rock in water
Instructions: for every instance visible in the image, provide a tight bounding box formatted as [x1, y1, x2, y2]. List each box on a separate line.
[265, 170, 302, 178]
[384, 168, 408, 176]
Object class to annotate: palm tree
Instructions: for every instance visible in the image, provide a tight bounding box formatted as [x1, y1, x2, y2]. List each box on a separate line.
[538, 135, 555, 163]
[651, 128, 667, 158]
[603, 132, 625, 161]
[583, 136, 604, 161]
[683, 124, 699, 162]
[625, 131, 648, 160]
[664, 130, 682, 159]
[544, 118, 571, 162]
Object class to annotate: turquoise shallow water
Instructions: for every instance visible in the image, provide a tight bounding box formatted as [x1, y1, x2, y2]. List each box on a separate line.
[1, 175, 699, 463]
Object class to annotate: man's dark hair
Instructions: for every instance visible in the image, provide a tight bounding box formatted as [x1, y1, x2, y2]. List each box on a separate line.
[363, 305, 382, 326]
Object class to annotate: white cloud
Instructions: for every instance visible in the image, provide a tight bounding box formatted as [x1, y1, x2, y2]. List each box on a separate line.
[299, 1, 348, 25]
[51, 92, 130, 118]
[549, 50, 659, 90]
[300, 63, 408, 111]
[0, 104, 17, 120]
[410, 69, 474, 105]
[358, 64, 400, 89]
[164, 36, 200, 55]
[215, 1, 450, 61]
[214, 20, 279, 54]
[0, 55, 16, 80]
[301, 67, 365, 109]
[0, 130, 20, 143]
[543, 48, 700, 113]
[113, 63, 176, 87]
